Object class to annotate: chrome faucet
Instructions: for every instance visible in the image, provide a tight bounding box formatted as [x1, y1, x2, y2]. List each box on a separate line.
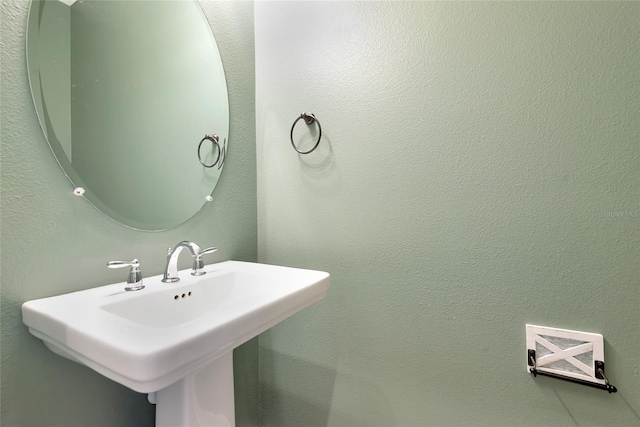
[162, 241, 218, 283]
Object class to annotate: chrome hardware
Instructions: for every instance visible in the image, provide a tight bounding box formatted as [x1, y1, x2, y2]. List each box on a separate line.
[162, 241, 216, 283]
[191, 246, 218, 276]
[198, 134, 226, 169]
[107, 259, 144, 291]
[290, 112, 322, 154]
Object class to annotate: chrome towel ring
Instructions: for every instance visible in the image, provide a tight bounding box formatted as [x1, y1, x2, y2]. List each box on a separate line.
[198, 134, 226, 169]
[290, 112, 322, 154]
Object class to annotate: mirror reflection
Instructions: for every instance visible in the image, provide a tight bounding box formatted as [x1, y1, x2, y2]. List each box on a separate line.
[27, 0, 229, 231]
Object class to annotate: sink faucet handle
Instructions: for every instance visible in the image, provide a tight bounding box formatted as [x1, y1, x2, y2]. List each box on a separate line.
[107, 259, 145, 291]
[201, 246, 218, 255]
[191, 247, 218, 276]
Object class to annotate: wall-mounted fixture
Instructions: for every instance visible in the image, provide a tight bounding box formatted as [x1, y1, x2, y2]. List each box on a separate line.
[526, 324, 617, 393]
[290, 112, 322, 154]
[26, 0, 229, 231]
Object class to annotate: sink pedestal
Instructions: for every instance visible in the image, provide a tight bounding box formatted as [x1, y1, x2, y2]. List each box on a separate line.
[155, 352, 235, 427]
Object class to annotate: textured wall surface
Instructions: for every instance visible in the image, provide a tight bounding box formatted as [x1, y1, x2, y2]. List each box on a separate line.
[256, 2, 639, 426]
[0, 1, 257, 426]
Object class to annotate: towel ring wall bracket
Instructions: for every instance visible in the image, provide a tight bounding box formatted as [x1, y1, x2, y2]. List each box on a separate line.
[290, 112, 322, 154]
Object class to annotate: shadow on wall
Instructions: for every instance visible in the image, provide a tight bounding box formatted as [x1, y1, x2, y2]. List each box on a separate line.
[259, 348, 396, 427]
[292, 124, 341, 196]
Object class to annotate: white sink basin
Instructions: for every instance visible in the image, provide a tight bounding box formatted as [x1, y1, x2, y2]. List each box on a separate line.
[22, 260, 329, 397]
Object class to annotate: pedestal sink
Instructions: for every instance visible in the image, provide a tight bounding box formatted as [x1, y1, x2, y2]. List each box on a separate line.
[22, 261, 330, 426]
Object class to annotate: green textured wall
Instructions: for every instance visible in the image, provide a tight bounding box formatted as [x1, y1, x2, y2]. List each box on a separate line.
[0, 1, 257, 426]
[256, 2, 639, 426]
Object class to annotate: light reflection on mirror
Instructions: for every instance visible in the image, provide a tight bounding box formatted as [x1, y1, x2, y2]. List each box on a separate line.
[27, 0, 229, 231]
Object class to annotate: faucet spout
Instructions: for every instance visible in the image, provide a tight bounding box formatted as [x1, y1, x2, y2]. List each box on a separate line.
[162, 241, 202, 283]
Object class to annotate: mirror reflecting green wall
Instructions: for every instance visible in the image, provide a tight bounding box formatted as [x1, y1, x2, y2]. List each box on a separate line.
[27, 0, 229, 231]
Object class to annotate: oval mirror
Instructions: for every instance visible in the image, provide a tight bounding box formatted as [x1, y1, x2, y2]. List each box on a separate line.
[26, 0, 229, 231]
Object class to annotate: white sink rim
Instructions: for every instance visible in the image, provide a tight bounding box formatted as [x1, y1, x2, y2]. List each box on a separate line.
[22, 260, 329, 393]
